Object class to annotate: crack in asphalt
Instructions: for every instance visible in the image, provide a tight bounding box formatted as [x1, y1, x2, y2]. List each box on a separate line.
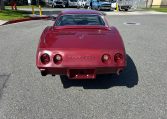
[0, 74, 10, 100]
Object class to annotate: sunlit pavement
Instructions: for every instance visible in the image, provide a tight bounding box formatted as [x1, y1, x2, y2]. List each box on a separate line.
[0, 14, 167, 119]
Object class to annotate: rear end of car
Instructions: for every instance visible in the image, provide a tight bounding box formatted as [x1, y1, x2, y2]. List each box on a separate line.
[85, 0, 90, 8]
[92, 0, 112, 10]
[37, 48, 126, 79]
[111, 0, 116, 10]
[68, 0, 78, 7]
[118, 0, 132, 11]
[36, 11, 126, 79]
[36, 26, 126, 79]
[52, 0, 67, 7]
[100, 2, 112, 10]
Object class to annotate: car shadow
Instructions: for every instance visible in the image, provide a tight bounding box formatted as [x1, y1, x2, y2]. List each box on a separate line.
[60, 55, 138, 89]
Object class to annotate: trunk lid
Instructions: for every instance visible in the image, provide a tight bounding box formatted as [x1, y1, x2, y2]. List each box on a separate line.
[43, 26, 122, 49]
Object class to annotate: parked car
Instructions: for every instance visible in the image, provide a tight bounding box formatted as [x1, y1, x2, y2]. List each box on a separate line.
[111, 0, 132, 11]
[68, 0, 78, 7]
[36, 9, 127, 79]
[77, 0, 90, 8]
[111, 0, 117, 10]
[92, 0, 112, 11]
[77, 0, 85, 8]
[49, 0, 68, 7]
[118, 0, 132, 11]
[85, 0, 91, 8]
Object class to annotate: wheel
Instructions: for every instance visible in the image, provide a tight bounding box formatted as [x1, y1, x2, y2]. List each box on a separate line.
[65, 3, 69, 7]
[97, 6, 100, 11]
[125, 9, 128, 11]
[52, 4, 55, 8]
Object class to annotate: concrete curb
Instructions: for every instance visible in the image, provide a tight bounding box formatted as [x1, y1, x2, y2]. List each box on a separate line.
[0, 20, 8, 26]
[1, 15, 50, 25]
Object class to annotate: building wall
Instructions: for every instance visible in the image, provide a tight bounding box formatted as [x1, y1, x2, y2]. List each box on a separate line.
[152, 0, 167, 7]
[152, 0, 162, 6]
[161, 0, 167, 6]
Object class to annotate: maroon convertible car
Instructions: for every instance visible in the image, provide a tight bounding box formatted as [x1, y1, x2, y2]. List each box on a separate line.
[36, 10, 126, 79]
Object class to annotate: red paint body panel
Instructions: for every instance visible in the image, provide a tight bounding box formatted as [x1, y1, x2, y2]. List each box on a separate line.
[36, 10, 126, 79]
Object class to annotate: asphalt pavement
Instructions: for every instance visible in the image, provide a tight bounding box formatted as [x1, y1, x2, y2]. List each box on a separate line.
[0, 14, 167, 119]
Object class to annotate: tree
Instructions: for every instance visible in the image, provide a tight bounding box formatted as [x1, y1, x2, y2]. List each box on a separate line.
[0, 0, 5, 10]
[146, 0, 148, 8]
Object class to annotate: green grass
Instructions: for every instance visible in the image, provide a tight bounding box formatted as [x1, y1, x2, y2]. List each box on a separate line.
[0, 9, 31, 20]
[145, 7, 167, 12]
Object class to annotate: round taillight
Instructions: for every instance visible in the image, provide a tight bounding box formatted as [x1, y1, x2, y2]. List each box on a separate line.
[114, 53, 123, 63]
[102, 54, 110, 63]
[54, 54, 62, 64]
[40, 53, 50, 64]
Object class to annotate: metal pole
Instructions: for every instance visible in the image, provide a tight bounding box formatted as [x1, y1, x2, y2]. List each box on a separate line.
[32, 5, 35, 15]
[116, 0, 119, 12]
[39, 5, 42, 16]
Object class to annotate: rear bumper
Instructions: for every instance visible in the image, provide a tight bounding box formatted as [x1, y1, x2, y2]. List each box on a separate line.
[100, 6, 111, 10]
[69, 3, 78, 7]
[38, 66, 125, 79]
[120, 5, 132, 9]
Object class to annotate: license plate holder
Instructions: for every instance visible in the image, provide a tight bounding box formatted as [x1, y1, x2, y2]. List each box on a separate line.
[68, 69, 95, 79]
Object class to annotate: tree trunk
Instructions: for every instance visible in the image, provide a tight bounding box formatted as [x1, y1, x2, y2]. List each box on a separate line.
[0, 0, 5, 10]
[146, 0, 148, 8]
[151, 0, 153, 8]
[146, 0, 154, 8]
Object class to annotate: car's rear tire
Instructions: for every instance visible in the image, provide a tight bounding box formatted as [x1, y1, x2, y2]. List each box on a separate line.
[125, 9, 128, 11]
[41, 71, 47, 76]
[52, 4, 55, 8]
[97, 6, 100, 11]
[65, 3, 69, 7]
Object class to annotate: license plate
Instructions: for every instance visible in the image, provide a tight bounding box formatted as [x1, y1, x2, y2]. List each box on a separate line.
[68, 69, 95, 79]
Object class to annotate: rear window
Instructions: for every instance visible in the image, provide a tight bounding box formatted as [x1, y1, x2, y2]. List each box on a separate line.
[55, 14, 105, 26]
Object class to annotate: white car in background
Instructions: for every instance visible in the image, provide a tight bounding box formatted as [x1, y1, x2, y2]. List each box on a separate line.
[77, 0, 85, 8]
[77, 0, 90, 8]
[111, 0, 117, 9]
[48, 0, 68, 7]
[68, 0, 78, 7]
[111, 0, 132, 11]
